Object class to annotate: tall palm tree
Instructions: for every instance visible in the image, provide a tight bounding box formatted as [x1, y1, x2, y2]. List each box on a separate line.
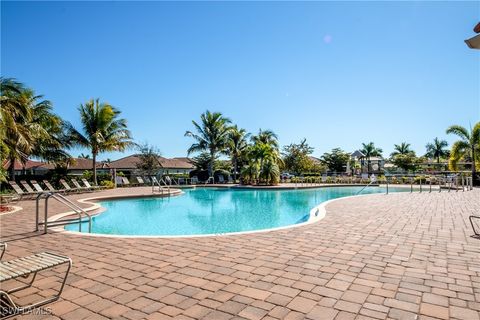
[360, 142, 383, 173]
[1, 78, 32, 178]
[185, 111, 232, 179]
[67, 99, 134, 184]
[227, 125, 250, 182]
[1, 78, 68, 180]
[390, 142, 413, 157]
[251, 129, 279, 149]
[425, 138, 449, 164]
[446, 123, 480, 182]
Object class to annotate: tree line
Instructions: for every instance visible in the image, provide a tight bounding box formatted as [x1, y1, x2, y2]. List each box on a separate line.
[184, 110, 480, 185]
[2, 78, 479, 186]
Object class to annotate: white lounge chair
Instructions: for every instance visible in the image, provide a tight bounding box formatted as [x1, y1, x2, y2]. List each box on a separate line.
[8, 181, 35, 200]
[81, 178, 104, 190]
[30, 180, 46, 193]
[42, 180, 66, 194]
[19, 180, 37, 195]
[59, 179, 80, 193]
[0, 245, 71, 319]
[122, 177, 130, 186]
[71, 178, 93, 192]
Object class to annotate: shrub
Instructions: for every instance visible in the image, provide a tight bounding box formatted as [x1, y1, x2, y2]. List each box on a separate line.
[414, 176, 427, 184]
[82, 170, 93, 181]
[100, 180, 115, 189]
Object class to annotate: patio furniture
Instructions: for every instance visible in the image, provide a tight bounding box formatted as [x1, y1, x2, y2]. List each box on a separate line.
[71, 179, 93, 192]
[30, 180, 46, 193]
[8, 181, 35, 200]
[178, 177, 185, 185]
[0, 249, 72, 319]
[151, 176, 160, 185]
[0, 243, 6, 260]
[81, 179, 104, 190]
[122, 177, 130, 186]
[143, 176, 152, 184]
[470, 215, 480, 238]
[59, 179, 80, 193]
[191, 176, 199, 184]
[42, 180, 66, 194]
[218, 175, 225, 183]
[136, 177, 145, 185]
[228, 176, 234, 184]
[0, 195, 16, 205]
[19, 180, 37, 195]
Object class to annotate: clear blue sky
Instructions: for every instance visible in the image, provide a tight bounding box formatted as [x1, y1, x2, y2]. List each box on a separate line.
[2, 1, 479, 160]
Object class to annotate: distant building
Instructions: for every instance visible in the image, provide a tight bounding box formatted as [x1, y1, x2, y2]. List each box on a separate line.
[108, 155, 194, 176]
[2, 155, 194, 177]
[350, 150, 384, 174]
[2, 158, 110, 176]
[2, 159, 52, 176]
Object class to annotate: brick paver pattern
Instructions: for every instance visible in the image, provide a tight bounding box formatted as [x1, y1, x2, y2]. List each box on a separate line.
[1, 186, 479, 319]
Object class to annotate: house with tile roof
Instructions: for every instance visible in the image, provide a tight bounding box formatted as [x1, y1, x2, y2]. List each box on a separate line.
[108, 155, 194, 176]
[2, 158, 110, 176]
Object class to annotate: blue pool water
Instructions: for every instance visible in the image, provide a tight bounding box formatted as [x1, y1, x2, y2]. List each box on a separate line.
[66, 186, 405, 236]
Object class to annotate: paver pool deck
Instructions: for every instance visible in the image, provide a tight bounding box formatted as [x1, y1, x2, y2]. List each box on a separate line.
[1, 186, 479, 320]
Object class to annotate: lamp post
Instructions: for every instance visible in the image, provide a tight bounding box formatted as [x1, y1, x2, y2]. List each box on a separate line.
[465, 22, 480, 49]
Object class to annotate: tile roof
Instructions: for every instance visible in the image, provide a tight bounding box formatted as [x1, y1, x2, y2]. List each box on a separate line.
[2, 159, 48, 170]
[158, 156, 194, 169]
[108, 155, 194, 170]
[2, 158, 108, 171]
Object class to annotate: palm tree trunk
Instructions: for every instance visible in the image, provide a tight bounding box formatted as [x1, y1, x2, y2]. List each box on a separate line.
[233, 157, 237, 182]
[8, 156, 15, 181]
[92, 152, 97, 185]
[472, 146, 477, 185]
[209, 151, 214, 182]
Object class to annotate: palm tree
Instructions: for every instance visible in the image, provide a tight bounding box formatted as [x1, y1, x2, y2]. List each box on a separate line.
[251, 129, 279, 149]
[247, 140, 283, 185]
[360, 142, 383, 173]
[260, 159, 280, 185]
[390, 142, 413, 157]
[67, 99, 134, 184]
[446, 123, 480, 183]
[425, 138, 449, 164]
[227, 125, 250, 182]
[185, 111, 232, 179]
[241, 160, 260, 185]
[1, 78, 68, 180]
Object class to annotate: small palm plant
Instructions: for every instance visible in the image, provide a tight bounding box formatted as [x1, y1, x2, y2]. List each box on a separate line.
[185, 111, 231, 180]
[67, 99, 134, 184]
[425, 138, 449, 164]
[446, 123, 480, 183]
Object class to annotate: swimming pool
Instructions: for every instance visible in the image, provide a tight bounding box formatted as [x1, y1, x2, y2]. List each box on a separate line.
[65, 186, 405, 236]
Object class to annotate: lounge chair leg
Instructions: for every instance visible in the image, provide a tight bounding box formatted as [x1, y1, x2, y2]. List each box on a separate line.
[7, 272, 38, 294]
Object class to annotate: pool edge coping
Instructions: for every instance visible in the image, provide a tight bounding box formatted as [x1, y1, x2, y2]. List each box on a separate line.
[50, 187, 402, 239]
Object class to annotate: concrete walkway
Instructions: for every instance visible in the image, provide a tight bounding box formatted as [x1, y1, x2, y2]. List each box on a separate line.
[1, 187, 479, 319]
